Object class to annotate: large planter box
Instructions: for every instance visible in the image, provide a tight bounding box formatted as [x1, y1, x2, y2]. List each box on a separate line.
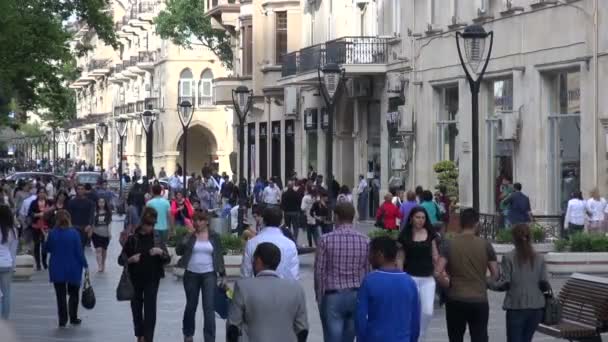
[545, 252, 608, 275]
[14, 255, 35, 281]
[493, 243, 554, 262]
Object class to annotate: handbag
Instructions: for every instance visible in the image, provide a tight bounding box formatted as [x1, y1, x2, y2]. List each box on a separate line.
[375, 207, 385, 228]
[81, 270, 96, 310]
[116, 262, 135, 301]
[214, 284, 230, 319]
[542, 286, 562, 325]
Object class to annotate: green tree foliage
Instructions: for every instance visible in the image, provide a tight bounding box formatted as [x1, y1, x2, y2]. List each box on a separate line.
[155, 0, 234, 70]
[433, 160, 459, 206]
[0, 0, 117, 126]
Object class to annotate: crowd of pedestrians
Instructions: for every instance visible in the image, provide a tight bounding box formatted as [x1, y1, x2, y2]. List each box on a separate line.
[0, 164, 561, 342]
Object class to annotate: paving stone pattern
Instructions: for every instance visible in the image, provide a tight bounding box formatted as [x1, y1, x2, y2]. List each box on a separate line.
[9, 219, 576, 341]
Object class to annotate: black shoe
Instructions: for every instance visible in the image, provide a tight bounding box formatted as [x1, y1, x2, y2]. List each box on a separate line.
[59, 322, 67, 328]
[70, 318, 82, 325]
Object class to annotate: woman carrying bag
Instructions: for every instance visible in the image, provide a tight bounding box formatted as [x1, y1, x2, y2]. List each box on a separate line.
[490, 224, 550, 342]
[176, 211, 226, 342]
[46, 210, 88, 327]
[119, 207, 170, 342]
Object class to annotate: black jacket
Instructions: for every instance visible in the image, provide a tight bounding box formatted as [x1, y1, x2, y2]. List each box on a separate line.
[175, 230, 226, 276]
[281, 188, 303, 212]
[118, 230, 170, 283]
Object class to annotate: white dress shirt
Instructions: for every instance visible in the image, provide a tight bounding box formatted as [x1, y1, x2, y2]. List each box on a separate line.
[565, 198, 587, 227]
[357, 179, 368, 194]
[241, 227, 299, 280]
[262, 185, 281, 205]
[586, 198, 607, 222]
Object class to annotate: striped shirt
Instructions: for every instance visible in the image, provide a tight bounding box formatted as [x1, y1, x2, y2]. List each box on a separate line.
[314, 224, 370, 301]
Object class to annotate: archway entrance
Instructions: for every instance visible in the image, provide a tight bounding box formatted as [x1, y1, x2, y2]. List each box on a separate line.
[176, 124, 218, 176]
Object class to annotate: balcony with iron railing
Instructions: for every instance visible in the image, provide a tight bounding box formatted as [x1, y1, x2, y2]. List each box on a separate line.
[137, 50, 157, 71]
[204, 0, 239, 29]
[114, 105, 127, 115]
[281, 36, 390, 77]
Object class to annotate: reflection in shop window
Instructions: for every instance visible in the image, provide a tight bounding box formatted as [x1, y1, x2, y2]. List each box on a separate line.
[437, 86, 459, 163]
[487, 78, 514, 213]
[549, 71, 581, 213]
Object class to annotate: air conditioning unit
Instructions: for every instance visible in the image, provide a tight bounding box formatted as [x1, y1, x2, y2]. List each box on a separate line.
[398, 105, 413, 132]
[498, 111, 519, 140]
[284, 87, 298, 117]
[347, 78, 372, 98]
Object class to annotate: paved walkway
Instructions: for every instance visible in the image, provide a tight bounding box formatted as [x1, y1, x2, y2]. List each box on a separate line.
[7, 219, 577, 341]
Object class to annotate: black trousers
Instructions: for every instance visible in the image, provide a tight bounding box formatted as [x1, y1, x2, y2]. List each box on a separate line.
[53, 282, 79, 325]
[131, 279, 160, 342]
[32, 229, 47, 269]
[445, 300, 489, 342]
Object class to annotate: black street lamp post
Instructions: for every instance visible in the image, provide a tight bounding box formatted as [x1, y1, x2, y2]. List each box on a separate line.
[116, 118, 128, 200]
[455, 24, 494, 211]
[140, 110, 156, 178]
[60, 130, 70, 172]
[178, 100, 194, 191]
[318, 62, 345, 200]
[96, 122, 108, 171]
[232, 86, 253, 198]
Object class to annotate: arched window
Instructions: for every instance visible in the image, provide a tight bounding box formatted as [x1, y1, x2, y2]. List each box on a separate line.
[198, 69, 214, 107]
[178, 68, 194, 104]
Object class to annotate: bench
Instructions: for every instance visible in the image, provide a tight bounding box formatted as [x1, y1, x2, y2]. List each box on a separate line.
[537, 273, 608, 342]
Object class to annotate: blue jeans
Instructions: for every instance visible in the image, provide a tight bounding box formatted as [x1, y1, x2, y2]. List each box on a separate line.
[320, 289, 358, 342]
[506, 309, 543, 342]
[182, 270, 216, 341]
[0, 268, 13, 319]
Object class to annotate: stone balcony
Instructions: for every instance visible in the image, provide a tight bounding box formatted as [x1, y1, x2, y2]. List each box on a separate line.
[213, 76, 252, 105]
[204, 0, 239, 31]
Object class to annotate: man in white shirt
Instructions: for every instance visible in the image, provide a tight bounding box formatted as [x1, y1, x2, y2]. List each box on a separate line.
[356, 175, 368, 221]
[241, 206, 299, 280]
[45, 180, 55, 200]
[262, 179, 281, 206]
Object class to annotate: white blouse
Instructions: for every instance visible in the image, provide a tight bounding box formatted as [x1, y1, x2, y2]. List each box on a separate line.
[586, 198, 607, 222]
[187, 240, 214, 274]
[565, 198, 587, 227]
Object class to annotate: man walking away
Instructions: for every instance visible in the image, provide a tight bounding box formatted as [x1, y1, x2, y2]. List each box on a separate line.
[314, 202, 369, 342]
[228, 242, 308, 342]
[67, 184, 95, 248]
[356, 236, 420, 342]
[435, 208, 499, 342]
[146, 184, 174, 245]
[502, 183, 532, 226]
[282, 180, 303, 243]
[241, 206, 299, 280]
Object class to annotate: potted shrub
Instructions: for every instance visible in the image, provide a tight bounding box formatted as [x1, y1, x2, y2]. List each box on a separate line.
[491, 224, 553, 256]
[546, 233, 608, 274]
[221, 234, 246, 277]
[433, 160, 459, 231]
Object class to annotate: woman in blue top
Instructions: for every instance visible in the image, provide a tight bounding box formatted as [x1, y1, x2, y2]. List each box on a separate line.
[46, 209, 88, 327]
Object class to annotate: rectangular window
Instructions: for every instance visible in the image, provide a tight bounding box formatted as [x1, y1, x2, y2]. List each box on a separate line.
[275, 12, 288, 64]
[393, 0, 401, 34]
[180, 80, 192, 97]
[242, 24, 253, 76]
[437, 86, 459, 163]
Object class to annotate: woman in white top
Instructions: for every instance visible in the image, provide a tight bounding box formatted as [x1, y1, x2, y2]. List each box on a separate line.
[300, 185, 319, 247]
[176, 212, 225, 342]
[0, 205, 18, 319]
[586, 188, 607, 233]
[564, 191, 587, 236]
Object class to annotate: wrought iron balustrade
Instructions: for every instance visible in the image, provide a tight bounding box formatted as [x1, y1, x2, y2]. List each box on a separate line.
[138, 50, 157, 63]
[478, 212, 564, 242]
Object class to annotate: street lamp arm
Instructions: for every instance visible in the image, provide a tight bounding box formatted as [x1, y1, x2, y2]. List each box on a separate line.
[477, 31, 494, 87]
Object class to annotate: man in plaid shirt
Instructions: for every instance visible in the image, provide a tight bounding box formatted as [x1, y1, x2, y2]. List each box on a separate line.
[314, 202, 370, 342]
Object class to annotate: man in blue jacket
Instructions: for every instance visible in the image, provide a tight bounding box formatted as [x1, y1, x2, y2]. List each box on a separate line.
[356, 236, 420, 342]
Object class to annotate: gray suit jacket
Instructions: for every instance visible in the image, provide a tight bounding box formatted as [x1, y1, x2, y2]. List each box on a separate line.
[228, 270, 308, 342]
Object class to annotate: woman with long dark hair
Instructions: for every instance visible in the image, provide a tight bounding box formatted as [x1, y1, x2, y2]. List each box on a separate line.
[28, 188, 52, 270]
[492, 224, 548, 342]
[119, 207, 170, 342]
[398, 207, 439, 342]
[0, 205, 18, 319]
[93, 197, 112, 272]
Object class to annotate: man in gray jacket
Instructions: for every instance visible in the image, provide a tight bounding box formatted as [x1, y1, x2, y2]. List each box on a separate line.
[228, 242, 309, 342]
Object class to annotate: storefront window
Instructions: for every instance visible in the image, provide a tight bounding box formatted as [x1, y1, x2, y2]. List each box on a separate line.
[437, 86, 459, 163]
[486, 78, 514, 212]
[387, 97, 406, 190]
[549, 71, 580, 213]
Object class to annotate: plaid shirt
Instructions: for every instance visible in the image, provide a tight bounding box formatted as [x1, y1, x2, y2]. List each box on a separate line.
[314, 224, 370, 301]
